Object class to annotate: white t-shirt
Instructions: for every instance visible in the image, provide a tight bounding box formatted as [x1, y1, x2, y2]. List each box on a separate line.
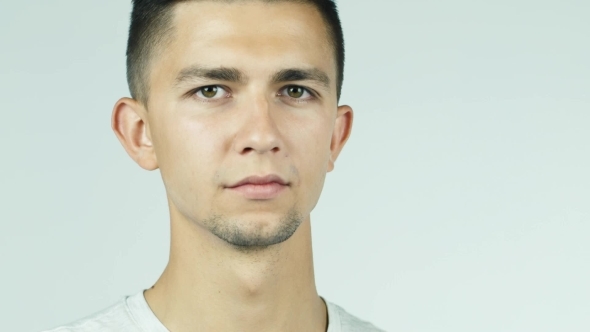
[43, 290, 385, 332]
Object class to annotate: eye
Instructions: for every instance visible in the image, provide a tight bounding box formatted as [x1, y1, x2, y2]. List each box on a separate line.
[280, 85, 314, 100]
[194, 85, 229, 100]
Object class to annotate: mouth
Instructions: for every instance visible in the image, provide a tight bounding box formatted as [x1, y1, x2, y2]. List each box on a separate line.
[226, 174, 289, 200]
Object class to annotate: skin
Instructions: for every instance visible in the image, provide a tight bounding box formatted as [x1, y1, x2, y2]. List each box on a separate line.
[111, 1, 353, 331]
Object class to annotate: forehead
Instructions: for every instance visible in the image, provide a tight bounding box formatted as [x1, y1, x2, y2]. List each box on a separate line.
[151, 1, 335, 90]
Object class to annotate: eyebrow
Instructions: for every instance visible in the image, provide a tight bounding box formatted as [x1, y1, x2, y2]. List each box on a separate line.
[174, 65, 330, 88]
[175, 66, 245, 85]
[271, 68, 330, 88]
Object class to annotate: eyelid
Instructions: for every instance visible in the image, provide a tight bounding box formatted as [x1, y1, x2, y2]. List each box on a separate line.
[278, 85, 318, 100]
[189, 84, 231, 101]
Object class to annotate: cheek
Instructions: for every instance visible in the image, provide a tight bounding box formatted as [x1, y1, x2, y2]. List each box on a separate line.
[287, 117, 333, 191]
[154, 117, 223, 197]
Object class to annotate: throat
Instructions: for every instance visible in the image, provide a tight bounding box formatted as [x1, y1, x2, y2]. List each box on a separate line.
[144, 216, 325, 331]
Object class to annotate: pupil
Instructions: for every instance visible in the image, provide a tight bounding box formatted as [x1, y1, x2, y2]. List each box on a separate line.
[288, 87, 303, 98]
[202, 86, 217, 98]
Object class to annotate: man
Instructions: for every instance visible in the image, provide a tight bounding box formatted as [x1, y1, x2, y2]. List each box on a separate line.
[45, 0, 384, 331]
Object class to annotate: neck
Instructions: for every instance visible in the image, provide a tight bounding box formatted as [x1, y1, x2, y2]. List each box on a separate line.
[145, 211, 327, 332]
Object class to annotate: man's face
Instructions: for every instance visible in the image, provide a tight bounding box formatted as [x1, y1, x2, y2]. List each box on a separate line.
[141, 1, 350, 248]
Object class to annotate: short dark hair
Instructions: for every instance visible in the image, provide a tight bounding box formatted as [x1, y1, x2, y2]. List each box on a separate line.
[126, 0, 345, 106]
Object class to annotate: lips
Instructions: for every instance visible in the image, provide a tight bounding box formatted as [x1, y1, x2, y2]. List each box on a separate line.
[226, 174, 288, 188]
[226, 174, 289, 200]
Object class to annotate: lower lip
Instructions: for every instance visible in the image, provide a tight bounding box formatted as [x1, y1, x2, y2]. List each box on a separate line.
[227, 182, 287, 200]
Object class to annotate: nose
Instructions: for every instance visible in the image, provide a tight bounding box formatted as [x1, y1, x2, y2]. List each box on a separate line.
[232, 93, 283, 156]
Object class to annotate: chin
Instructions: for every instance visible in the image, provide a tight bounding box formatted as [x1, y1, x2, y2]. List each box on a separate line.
[203, 208, 303, 248]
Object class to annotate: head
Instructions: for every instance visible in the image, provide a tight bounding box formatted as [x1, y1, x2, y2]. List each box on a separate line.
[112, 0, 353, 250]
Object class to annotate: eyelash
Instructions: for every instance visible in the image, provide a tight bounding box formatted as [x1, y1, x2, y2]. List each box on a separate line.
[278, 86, 317, 103]
[189, 85, 231, 103]
[188, 85, 317, 103]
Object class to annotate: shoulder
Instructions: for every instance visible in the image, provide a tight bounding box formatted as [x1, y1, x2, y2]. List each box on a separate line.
[325, 300, 387, 332]
[41, 298, 140, 332]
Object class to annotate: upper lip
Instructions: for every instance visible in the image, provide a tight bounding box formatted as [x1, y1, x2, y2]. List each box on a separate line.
[226, 174, 288, 188]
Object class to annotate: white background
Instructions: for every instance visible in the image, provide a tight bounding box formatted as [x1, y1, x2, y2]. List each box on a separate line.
[1, 1, 589, 331]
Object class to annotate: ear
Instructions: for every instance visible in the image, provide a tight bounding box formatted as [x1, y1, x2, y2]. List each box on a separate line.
[111, 97, 159, 170]
[327, 105, 353, 172]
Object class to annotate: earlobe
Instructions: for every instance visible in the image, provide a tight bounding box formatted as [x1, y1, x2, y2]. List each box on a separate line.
[327, 105, 353, 173]
[111, 97, 159, 170]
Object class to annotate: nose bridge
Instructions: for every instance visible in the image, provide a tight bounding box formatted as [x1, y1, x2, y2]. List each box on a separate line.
[233, 88, 282, 154]
[250, 91, 271, 120]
